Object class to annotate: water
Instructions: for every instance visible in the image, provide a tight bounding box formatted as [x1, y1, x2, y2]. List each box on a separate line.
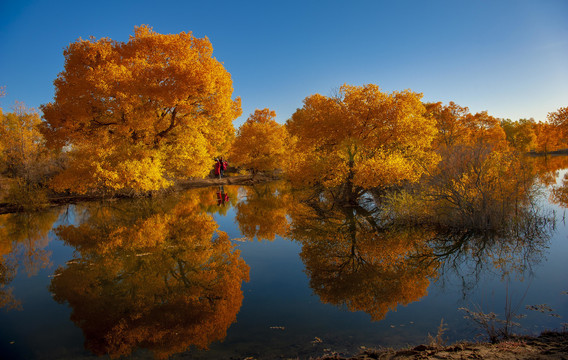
[1, 167, 567, 359]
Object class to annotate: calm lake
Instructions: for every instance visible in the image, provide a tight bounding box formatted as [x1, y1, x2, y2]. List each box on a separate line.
[1, 158, 567, 359]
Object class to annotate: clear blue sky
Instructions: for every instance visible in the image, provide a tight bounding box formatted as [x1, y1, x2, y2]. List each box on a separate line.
[1, 0, 567, 126]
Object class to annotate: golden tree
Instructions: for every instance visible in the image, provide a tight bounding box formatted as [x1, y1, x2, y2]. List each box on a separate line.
[424, 101, 507, 151]
[0, 102, 56, 180]
[547, 106, 568, 148]
[387, 148, 538, 232]
[286, 84, 439, 201]
[229, 108, 289, 175]
[533, 121, 562, 153]
[424, 101, 470, 149]
[501, 118, 537, 152]
[41, 25, 241, 194]
[0, 102, 56, 208]
[50, 193, 249, 359]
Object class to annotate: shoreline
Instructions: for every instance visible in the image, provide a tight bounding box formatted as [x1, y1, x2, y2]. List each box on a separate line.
[316, 331, 568, 360]
[0, 173, 280, 215]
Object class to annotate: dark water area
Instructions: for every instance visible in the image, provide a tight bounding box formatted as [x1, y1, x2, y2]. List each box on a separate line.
[1, 161, 567, 359]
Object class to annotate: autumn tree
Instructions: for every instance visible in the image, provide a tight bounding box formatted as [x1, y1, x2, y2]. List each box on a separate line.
[386, 147, 539, 232]
[0, 103, 44, 179]
[501, 118, 537, 152]
[547, 106, 568, 148]
[0, 102, 56, 208]
[229, 108, 289, 176]
[50, 193, 249, 359]
[41, 25, 241, 194]
[286, 84, 439, 202]
[533, 121, 562, 153]
[423, 101, 470, 149]
[424, 102, 507, 151]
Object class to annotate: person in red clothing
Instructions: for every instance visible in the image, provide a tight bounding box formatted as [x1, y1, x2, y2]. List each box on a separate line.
[214, 158, 222, 178]
[214, 157, 228, 179]
[218, 157, 228, 179]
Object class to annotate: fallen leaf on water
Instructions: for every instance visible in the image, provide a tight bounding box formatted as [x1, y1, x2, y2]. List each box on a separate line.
[311, 336, 323, 345]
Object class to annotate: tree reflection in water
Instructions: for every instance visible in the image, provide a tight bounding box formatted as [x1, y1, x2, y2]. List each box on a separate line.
[0, 209, 61, 310]
[49, 192, 249, 359]
[235, 181, 291, 241]
[288, 190, 437, 321]
[287, 176, 553, 321]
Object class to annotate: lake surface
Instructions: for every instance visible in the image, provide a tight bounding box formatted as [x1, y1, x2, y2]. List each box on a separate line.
[1, 161, 567, 359]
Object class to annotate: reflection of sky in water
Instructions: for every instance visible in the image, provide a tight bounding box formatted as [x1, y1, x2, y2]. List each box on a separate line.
[0, 178, 567, 359]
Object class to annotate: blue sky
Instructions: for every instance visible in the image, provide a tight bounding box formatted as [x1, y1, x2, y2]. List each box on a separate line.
[1, 0, 567, 126]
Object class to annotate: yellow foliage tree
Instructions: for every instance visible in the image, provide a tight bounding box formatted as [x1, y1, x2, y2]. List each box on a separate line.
[0, 103, 49, 179]
[501, 118, 537, 152]
[424, 101, 507, 151]
[547, 106, 568, 149]
[0, 102, 54, 208]
[41, 25, 241, 194]
[229, 108, 289, 175]
[424, 101, 470, 149]
[389, 148, 536, 231]
[286, 84, 439, 200]
[533, 121, 562, 153]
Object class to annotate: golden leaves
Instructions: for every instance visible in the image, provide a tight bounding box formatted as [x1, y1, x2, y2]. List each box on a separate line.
[229, 108, 290, 174]
[285, 84, 439, 190]
[41, 25, 241, 193]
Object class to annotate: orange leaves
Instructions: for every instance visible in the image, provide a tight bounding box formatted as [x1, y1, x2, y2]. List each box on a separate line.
[41, 25, 241, 193]
[548, 106, 568, 128]
[0, 103, 47, 179]
[425, 101, 507, 151]
[229, 108, 290, 174]
[286, 84, 438, 191]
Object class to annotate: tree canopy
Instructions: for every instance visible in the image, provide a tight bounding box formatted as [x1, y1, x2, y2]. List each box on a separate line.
[229, 108, 289, 175]
[41, 25, 241, 193]
[285, 84, 439, 198]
